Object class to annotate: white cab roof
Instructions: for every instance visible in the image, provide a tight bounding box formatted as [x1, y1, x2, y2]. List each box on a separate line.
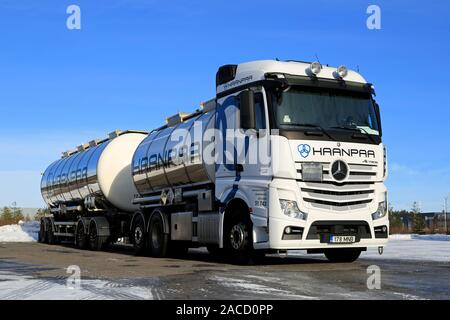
[217, 60, 368, 94]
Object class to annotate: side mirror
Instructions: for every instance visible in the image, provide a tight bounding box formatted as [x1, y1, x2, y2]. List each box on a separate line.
[374, 102, 382, 137]
[239, 90, 256, 130]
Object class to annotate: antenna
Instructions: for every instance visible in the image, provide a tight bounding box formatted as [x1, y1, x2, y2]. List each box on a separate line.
[314, 53, 321, 64]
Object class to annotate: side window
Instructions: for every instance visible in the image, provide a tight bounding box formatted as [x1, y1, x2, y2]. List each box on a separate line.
[254, 92, 266, 130]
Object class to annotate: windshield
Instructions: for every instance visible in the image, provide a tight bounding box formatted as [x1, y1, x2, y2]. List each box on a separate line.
[273, 87, 380, 135]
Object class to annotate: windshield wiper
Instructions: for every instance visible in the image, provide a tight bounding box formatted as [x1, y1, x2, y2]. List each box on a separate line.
[285, 123, 336, 141]
[330, 126, 376, 144]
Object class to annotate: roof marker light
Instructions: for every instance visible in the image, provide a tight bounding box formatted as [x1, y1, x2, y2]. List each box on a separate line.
[337, 65, 348, 78]
[310, 61, 322, 75]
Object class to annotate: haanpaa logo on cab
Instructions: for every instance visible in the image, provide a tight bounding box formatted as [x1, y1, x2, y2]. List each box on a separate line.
[298, 144, 311, 158]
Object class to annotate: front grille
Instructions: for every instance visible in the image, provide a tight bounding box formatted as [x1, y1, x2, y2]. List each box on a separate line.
[296, 161, 378, 211]
[306, 221, 372, 240]
[296, 162, 379, 183]
[303, 198, 372, 207]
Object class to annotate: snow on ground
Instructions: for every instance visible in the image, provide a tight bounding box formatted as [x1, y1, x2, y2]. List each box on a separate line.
[289, 234, 450, 263]
[0, 271, 153, 300]
[0, 221, 39, 242]
[361, 235, 450, 262]
[389, 234, 450, 241]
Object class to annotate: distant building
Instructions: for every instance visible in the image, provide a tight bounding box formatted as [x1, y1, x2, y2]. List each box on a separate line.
[422, 212, 448, 232]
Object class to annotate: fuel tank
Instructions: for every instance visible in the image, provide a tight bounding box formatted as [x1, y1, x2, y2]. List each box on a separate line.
[41, 131, 147, 212]
[132, 103, 216, 196]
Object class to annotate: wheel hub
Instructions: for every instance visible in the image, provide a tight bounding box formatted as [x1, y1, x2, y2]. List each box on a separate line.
[134, 226, 143, 244]
[230, 224, 245, 250]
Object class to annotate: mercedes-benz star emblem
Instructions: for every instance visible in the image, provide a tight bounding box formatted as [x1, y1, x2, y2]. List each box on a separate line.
[331, 160, 348, 182]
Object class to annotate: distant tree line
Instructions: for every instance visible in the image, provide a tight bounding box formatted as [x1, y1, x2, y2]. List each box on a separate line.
[0, 206, 26, 226]
[389, 201, 441, 234]
[0, 207, 49, 226]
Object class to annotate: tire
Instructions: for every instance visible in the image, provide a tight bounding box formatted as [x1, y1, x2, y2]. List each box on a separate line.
[324, 248, 362, 263]
[46, 218, 58, 245]
[47, 224, 55, 244]
[131, 214, 147, 255]
[225, 217, 253, 265]
[147, 212, 169, 258]
[38, 218, 48, 244]
[75, 220, 88, 250]
[88, 221, 107, 251]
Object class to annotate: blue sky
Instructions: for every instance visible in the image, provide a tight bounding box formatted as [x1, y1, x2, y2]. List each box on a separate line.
[0, 0, 449, 212]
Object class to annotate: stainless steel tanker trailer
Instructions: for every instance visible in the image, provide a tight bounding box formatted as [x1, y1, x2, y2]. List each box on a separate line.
[39, 60, 389, 263]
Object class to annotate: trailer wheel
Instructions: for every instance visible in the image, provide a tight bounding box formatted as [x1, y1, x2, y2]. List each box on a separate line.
[75, 220, 88, 250]
[47, 220, 56, 245]
[88, 221, 107, 251]
[324, 249, 362, 263]
[131, 214, 147, 255]
[38, 218, 48, 244]
[148, 213, 169, 258]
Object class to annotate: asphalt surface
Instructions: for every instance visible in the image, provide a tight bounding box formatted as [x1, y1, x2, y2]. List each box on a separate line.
[0, 242, 449, 300]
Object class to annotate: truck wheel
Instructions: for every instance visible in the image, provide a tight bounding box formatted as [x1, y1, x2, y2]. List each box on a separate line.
[47, 221, 55, 245]
[46, 218, 59, 245]
[148, 213, 169, 258]
[131, 214, 147, 255]
[88, 221, 107, 251]
[75, 221, 88, 250]
[225, 218, 253, 265]
[324, 249, 362, 263]
[39, 218, 48, 244]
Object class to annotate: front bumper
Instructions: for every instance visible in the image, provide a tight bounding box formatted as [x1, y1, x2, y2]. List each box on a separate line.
[266, 179, 389, 250]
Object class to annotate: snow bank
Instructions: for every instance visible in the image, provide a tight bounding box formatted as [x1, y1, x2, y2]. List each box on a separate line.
[390, 234, 450, 241]
[288, 234, 450, 263]
[0, 221, 40, 242]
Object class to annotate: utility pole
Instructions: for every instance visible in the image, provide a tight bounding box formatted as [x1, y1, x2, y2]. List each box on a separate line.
[445, 196, 448, 235]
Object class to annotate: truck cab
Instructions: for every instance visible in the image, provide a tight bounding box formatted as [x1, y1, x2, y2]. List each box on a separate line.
[215, 60, 388, 262]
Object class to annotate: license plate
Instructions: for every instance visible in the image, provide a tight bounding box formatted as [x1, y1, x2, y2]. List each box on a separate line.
[330, 235, 356, 244]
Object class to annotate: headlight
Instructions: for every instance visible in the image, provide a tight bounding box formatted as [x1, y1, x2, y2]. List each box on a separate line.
[280, 199, 308, 220]
[372, 195, 387, 220]
[337, 65, 348, 78]
[310, 61, 322, 75]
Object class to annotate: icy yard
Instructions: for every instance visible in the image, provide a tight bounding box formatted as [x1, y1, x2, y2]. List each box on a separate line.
[0, 221, 39, 242]
[0, 271, 154, 300]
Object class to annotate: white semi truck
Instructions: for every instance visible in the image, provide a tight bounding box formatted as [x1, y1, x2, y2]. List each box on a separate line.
[40, 60, 388, 263]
